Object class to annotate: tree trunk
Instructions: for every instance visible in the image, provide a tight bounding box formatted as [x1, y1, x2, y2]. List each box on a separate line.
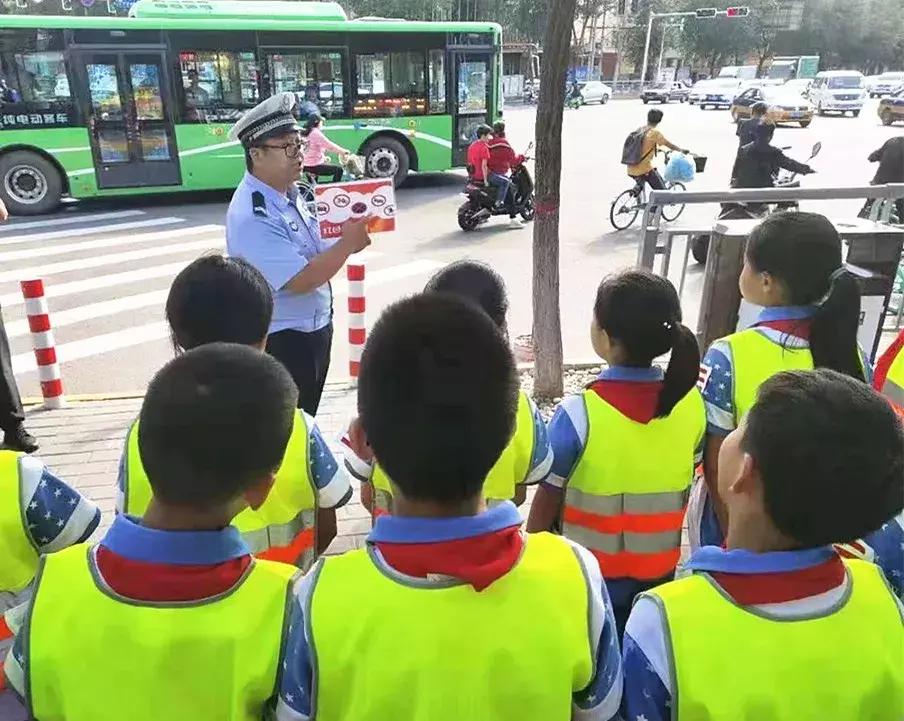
[532, 0, 576, 398]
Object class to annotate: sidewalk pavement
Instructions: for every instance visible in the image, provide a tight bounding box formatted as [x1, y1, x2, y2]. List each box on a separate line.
[18, 382, 376, 555]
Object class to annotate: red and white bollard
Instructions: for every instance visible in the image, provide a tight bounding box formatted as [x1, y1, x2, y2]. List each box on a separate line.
[20, 279, 65, 409]
[347, 264, 366, 378]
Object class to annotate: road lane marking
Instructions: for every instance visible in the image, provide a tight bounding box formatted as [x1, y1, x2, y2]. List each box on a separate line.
[0, 217, 185, 246]
[11, 258, 438, 375]
[0, 231, 224, 283]
[0, 210, 145, 233]
[0, 225, 214, 263]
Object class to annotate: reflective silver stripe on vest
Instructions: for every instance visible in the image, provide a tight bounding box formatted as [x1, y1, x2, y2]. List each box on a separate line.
[565, 487, 690, 515]
[374, 489, 392, 514]
[561, 523, 683, 554]
[882, 377, 904, 407]
[241, 508, 316, 555]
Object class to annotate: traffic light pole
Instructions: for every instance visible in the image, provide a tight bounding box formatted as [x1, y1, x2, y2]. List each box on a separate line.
[639, 7, 749, 86]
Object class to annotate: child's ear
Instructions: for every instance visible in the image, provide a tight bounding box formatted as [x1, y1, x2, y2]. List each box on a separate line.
[244, 472, 277, 511]
[729, 452, 759, 498]
[347, 416, 373, 462]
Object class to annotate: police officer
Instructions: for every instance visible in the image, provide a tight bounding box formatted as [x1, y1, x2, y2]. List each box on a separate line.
[0, 197, 38, 452]
[226, 92, 370, 415]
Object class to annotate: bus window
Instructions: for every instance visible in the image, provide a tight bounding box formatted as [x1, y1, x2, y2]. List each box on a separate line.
[178, 50, 259, 123]
[428, 49, 446, 114]
[353, 51, 426, 117]
[458, 59, 488, 114]
[266, 51, 344, 119]
[0, 29, 73, 126]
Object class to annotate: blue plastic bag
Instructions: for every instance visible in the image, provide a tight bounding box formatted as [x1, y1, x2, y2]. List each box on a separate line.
[664, 152, 695, 184]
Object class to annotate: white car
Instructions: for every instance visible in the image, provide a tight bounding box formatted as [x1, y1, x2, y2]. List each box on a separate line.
[688, 79, 714, 105]
[783, 78, 812, 97]
[810, 70, 868, 116]
[869, 72, 904, 98]
[698, 79, 741, 109]
[577, 80, 612, 104]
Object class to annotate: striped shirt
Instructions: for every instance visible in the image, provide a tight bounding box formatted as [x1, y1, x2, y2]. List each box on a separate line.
[116, 412, 352, 514]
[621, 545, 904, 721]
[275, 502, 623, 721]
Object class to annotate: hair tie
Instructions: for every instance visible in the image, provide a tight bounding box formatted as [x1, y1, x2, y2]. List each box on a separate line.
[662, 320, 674, 332]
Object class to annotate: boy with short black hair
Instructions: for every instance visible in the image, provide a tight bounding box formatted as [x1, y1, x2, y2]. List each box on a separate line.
[622, 369, 904, 720]
[118, 254, 350, 566]
[5, 344, 301, 721]
[276, 294, 622, 721]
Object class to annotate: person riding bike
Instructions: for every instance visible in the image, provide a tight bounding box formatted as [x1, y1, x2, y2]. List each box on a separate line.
[566, 80, 582, 107]
[627, 109, 690, 195]
[487, 121, 526, 228]
[733, 122, 814, 190]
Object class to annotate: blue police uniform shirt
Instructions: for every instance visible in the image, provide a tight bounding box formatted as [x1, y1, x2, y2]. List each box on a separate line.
[226, 172, 335, 334]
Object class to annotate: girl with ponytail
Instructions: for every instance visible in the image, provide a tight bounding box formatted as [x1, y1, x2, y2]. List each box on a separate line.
[527, 269, 705, 637]
[694, 211, 869, 550]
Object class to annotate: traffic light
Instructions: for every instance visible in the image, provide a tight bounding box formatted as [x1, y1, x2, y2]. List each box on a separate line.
[726, 5, 750, 16]
[695, 7, 717, 17]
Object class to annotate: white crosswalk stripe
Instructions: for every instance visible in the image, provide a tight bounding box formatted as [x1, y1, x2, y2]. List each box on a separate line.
[0, 208, 438, 390]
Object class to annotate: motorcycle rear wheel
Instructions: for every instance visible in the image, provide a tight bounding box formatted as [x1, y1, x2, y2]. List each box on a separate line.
[458, 201, 480, 231]
[520, 198, 535, 222]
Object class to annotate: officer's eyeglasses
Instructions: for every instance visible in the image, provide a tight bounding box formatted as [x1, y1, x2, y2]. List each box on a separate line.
[259, 142, 304, 158]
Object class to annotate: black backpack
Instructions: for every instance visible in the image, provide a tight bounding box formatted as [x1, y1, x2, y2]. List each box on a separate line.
[621, 127, 651, 165]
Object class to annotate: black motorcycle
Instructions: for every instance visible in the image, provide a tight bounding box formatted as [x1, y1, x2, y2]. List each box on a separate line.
[690, 141, 821, 264]
[458, 145, 535, 231]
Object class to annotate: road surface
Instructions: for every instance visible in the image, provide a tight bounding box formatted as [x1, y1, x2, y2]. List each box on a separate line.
[2, 97, 900, 397]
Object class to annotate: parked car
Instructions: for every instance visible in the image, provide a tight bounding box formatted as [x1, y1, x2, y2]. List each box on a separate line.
[641, 81, 688, 104]
[869, 72, 904, 98]
[783, 78, 812, 98]
[577, 80, 612, 104]
[688, 79, 714, 105]
[809, 70, 867, 116]
[731, 85, 814, 128]
[878, 87, 904, 125]
[698, 79, 740, 109]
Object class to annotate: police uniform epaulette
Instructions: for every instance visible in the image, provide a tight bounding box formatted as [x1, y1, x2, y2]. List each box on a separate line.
[252, 191, 267, 216]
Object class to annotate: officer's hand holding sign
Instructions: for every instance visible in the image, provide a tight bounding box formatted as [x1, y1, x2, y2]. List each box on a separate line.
[226, 92, 371, 415]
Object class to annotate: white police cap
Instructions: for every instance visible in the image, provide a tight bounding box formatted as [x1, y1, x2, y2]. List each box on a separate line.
[228, 92, 301, 145]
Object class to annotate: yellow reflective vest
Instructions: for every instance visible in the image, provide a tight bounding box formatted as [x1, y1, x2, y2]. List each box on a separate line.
[564, 388, 704, 580]
[123, 411, 318, 569]
[644, 559, 904, 720]
[879, 339, 904, 416]
[307, 532, 593, 721]
[723, 328, 814, 421]
[0, 450, 39, 593]
[26, 544, 297, 721]
[371, 390, 536, 516]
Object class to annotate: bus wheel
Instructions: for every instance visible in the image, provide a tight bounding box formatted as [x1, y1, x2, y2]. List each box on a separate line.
[0, 151, 63, 215]
[362, 136, 410, 187]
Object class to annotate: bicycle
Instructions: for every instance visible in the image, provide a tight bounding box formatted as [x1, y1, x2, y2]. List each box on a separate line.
[609, 151, 688, 230]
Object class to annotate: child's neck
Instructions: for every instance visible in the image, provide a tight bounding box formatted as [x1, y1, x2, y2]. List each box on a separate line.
[392, 495, 485, 519]
[725, 514, 800, 554]
[142, 499, 234, 532]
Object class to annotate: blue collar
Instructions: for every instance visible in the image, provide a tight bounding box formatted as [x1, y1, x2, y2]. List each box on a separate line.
[244, 171, 294, 210]
[686, 545, 837, 574]
[755, 305, 816, 324]
[367, 501, 522, 544]
[101, 514, 250, 566]
[598, 365, 663, 382]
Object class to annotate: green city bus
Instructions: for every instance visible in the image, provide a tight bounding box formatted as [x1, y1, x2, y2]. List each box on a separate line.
[0, 0, 502, 214]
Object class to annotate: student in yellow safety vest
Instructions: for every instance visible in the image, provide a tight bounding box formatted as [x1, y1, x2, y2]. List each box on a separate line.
[343, 260, 552, 521]
[117, 255, 350, 570]
[621, 369, 904, 720]
[693, 212, 869, 550]
[4, 344, 302, 721]
[275, 295, 623, 721]
[527, 270, 705, 637]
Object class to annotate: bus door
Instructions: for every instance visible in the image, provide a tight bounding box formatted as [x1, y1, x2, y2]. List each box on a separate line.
[451, 50, 494, 167]
[71, 50, 181, 189]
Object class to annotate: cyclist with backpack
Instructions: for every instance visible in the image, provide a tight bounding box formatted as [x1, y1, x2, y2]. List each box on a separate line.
[623, 109, 690, 194]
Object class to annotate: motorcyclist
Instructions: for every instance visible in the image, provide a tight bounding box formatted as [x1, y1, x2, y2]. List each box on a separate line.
[733, 122, 815, 190]
[731, 102, 769, 183]
[860, 137, 904, 222]
[566, 80, 582, 106]
[487, 121, 526, 228]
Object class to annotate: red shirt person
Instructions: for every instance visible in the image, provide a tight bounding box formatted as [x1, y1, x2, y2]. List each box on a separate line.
[487, 121, 525, 176]
[466, 124, 493, 182]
